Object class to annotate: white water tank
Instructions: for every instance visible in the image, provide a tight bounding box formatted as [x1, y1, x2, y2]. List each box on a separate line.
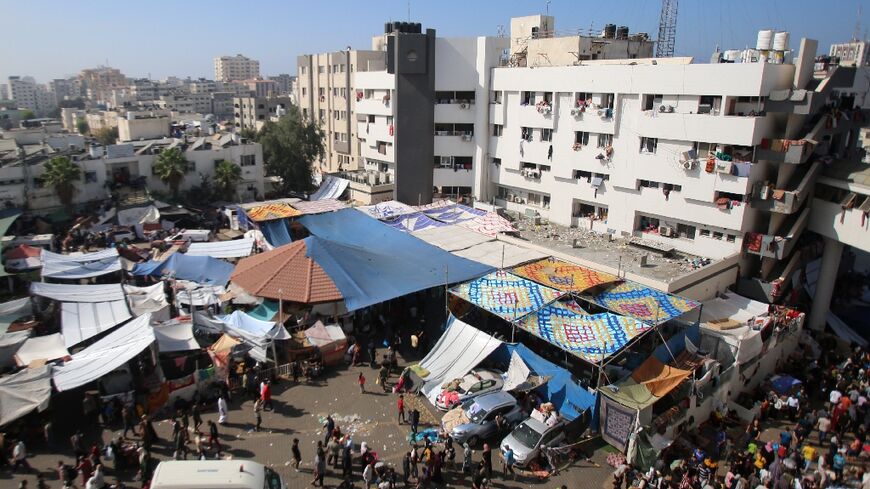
[756, 29, 774, 50]
[773, 31, 790, 51]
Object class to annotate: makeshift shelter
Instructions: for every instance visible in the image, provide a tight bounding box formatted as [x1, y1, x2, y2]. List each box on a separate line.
[4, 245, 42, 271]
[0, 366, 52, 426]
[518, 300, 652, 365]
[260, 220, 292, 247]
[14, 333, 69, 366]
[453, 241, 547, 268]
[449, 271, 564, 322]
[458, 212, 516, 237]
[302, 321, 348, 365]
[0, 331, 31, 369]
[357, 200, 415, 219]
[185, 238, 255, 259]
[41, 248, 121, 279]
[133, 253, 234, 286]
[580, 281, 699, 325]
[381, 212, 447, 232]
[215, 310, 290, 346]
[207, 334, 240, 381]
[245, 203, 301, 222]
[0, 298, 32, 335]
[153, 319, 199, 352]
[291, 199, 346, 215]
[30, 282, 126, 302]
[52, 314, 154, 392]
[299, 209, 493, 311]
[124, 283, 171, 320]
[175, 282, 225, 308]
[247, 300, 292, 323]
[513, 258, 622, 294]
[221, 282, 263, 306]
[417, 316, 504, 403]
[61, 300, 133, 348]
[419, 203, 486, 225]
[0, 212, 20, 238]
[230, 240, 342, 304]
[117, 205, 160, 227]
[411, 225, 493, 252]
[309, 175, 350, 201]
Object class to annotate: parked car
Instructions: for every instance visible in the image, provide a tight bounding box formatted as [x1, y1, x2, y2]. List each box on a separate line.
[441, 391, 525, 445]
[164, 229, 213, 243]
[500, 415, 567, 467]
[435, 368, 504, 411]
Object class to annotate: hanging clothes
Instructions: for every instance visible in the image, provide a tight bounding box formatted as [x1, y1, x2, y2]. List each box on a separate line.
[732, 162, 752, 177]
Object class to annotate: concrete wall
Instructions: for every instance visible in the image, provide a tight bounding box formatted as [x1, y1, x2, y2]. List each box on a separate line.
[118, 117, 169, 142]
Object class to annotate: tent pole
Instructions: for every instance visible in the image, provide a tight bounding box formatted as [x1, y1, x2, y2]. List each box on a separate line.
[501, 244, 505, 270]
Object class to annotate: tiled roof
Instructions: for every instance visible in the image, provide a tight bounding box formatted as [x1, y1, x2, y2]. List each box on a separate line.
[230, 240, 342, 304]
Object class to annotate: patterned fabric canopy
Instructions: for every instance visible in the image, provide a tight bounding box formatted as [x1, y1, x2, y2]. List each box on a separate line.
[459, 213, 516, 237]
[381, 212, 448, 233]
[450, 270, 564, 322]
[357, 201, 416, 219]
[245, 203, 301, 222]
[291, 199, 347, 215]
[420, 203, 486, 225]
[513, 258, 621, 293]
[518, 300, 652, 364]
[581, 281, 699, 325]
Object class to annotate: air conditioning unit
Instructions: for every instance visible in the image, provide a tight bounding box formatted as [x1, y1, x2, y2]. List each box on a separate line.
[570, 108, 579, 116]
[681, 160, 696, 170]
[597, 109, 606, 116]
[659, 226, 675, 237]
[461, 134, 473, 142]
[529, 169, 541, 179]
[459, 102, 469, 109]
[658, 105, 675, 113]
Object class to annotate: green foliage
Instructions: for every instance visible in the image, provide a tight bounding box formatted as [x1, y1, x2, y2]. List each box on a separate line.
[257, 106, 324, 194]
[239, 127, 258, 141]
[42, 156, 81, 206]
[93, 127, 119, 146]
[214, 160, 243, 198]
[20, 110, 35, 120]
[75, 118, 89, 135]
[153, 147, 188, 198]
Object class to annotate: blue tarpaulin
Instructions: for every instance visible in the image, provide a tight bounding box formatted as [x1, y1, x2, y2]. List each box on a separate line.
[652, 324, 701, 363]
[298, 209, 493, 311]
[770, 375, 802, 395]
[234, 206, 255, 231]
[132, 253, 234, 286]
[260, 219, 292, 247]
[489, 342, 597, 421]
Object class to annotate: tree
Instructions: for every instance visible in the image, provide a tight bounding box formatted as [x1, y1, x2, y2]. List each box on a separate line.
[153, 147, 188, 198]
[93, 127, 119, 146]
[41, 156, 81, 207]
[75, 118, 89, 135]
[239, 127, 258, 141]
[19, 110, 35, 120]
[214, 160, 242, 199]
[257, 106, 324, 194]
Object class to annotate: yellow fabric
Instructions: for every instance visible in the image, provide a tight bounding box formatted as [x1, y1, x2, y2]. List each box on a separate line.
[246, 203, 302, 222]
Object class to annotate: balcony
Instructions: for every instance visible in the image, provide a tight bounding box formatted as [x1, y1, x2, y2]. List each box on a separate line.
[809, 197, 870, 250]
[517, 104, 556, 129]
[736, 243, 806, 303]
[751, 160, 822, 214]
[634, 112, 774, 147]
[355, 97, 393, 117]
[434, 103, 475, 124]
[434, 132, 475, 155]
[755, 139, 815, 165]
[744, 207, 810, 260]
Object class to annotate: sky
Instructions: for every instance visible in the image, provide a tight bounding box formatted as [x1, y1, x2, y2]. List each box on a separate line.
[1, 0, 866, 83]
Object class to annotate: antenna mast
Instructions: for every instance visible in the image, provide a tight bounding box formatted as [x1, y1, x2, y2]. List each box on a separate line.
[656, 0, 679, 57]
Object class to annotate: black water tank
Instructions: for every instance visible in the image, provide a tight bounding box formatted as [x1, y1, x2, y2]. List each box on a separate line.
[603, 24, 616, 39]
[617, 26, 629, 40]
[413, 22, 422, 33]
[385, 22, 394, 33]
[397, 22, 407, 33]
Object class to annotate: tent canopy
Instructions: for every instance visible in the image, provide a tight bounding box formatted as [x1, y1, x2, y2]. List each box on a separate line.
[185, 238, 255, 259]
[246, 203, 301, 222]
[0, 298, 32, 336]
[52, 314, 154, 392]
[310, 175, 349, 201]
[292, 199, 346, 215]
[304, 320, 346, 348]
[260, 219, 292, 247]
[215, 310, 290, 347]
[453, 241, 547, 269]
[411, 224, 494, 252]
[299, 209, 493, 311]
[153, 319, 199, 352]
[41, 248, 121, 279]
[0, 366, 51, 427]
[700, 292, 771, 326]
[418, 201, 485, 224]
[580, 281, 699, 326]
[381, 212, 447, 233]
[15, 333, 69, 366]
[30, 282, 126, 303]
[133, 253, 234, 286]
[230, 240, 342, 304]
[450, 271, 564, 322]
[124, 283, 170, 316]
[513, 258, 622, 294]
[357, 200, 415, 219]
[61, 299, 132, 347]
[602, 355, 693, 411]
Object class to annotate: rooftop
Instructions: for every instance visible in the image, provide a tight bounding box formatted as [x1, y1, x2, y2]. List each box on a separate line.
[510, 215, 713, 283]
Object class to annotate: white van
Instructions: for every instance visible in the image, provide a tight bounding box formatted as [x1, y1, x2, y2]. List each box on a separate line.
[150, 460, 285, 489]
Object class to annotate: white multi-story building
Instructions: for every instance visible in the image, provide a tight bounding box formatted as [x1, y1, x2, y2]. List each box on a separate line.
[7, 76, 39, 112]
[214, 54, 260, 82]
[829, 40, 869, 67]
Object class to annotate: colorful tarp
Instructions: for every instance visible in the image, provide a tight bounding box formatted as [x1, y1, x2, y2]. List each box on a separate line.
[581, 282, 699, 325]
[450, 271, 564, 322]
[419, 203, 486, 225]
[381, 212, 447, 233]
[600, 393, 638, 452]
[513, 258, 621, 294]
[357, 200, 416, 219]
[459, 213, 516, 237]
[519, 300, 652, 364]
[245, 203, 301, 222]
[291, 199, 347, 215]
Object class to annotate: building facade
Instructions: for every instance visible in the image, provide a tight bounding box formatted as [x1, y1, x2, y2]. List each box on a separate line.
[214, 54, 260, 82]
[233, 96, 292, 131]
[829, 40, 869, 67]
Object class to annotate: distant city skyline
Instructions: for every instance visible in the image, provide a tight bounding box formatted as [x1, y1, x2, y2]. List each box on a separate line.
[1, 0, 867, 83]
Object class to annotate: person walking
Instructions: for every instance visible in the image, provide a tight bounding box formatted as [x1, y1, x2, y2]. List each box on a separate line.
[402, 452, 412, 484]
[253, 399, 263, 432]
[217, 395, 228, 424]
[481, 443, 492, 479]
[378, 364, 389, 392]
[260, 380, 273, 411]
[312, 441, 325, 487]
[462, 443, 474, 474]
[363, 461, 375, 489]
[192, 402, 203, 431]
[207, 420, 222, 457]
[323, 415, 335, 445]
[397, 395, 406, 424]
[501, 445, 515, 480]
[341, 443, 353, 477]
[410, 445, 419, 480]
[291, 438, 302, 472]
[327, 436, 340, 468]
[367, 339, 377, 369]
[11, 440, 30, 473]
[122, 404, 137, 439]
[410, 408, 420, 435]
[358, 372, 366, 394]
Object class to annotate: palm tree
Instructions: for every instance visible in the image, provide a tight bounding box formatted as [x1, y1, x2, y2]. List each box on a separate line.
[153, 148, 188, 198]
[214, 160, 242, 199]
[41, 156, 81, 207]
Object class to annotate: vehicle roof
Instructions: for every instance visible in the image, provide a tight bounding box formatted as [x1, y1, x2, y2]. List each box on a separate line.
[473, 391, 515, 410]
[151, 460, 266, 489]
[519, 416, 549, 433]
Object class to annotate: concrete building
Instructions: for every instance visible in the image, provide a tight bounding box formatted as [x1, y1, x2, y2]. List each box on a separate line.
[48, 78, 78, 104]
[78, 67, 127, 102]
[211, 92, 236, 121]
[268, 74, 295, 96]
[214, 54, 260, 82]
[829, 40, 869, 67]
[118, 110, 171, 142]
[242, 78, 278, 98]
[189, 79, 218, 94]
[7, 77, 38, 112]
[233, 96, 292, 131]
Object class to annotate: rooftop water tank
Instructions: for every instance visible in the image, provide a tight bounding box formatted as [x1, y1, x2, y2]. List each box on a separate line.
[616, 26, 629, 40]
[756, 29, 774, 50]
[773, 31, 790, 51]
[603, 24, 616, 39]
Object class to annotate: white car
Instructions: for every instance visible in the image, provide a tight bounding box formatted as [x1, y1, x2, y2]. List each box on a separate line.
[165, 229, 213, 243]
[500, 416, 567, 467]
[435, 368, 504, 411]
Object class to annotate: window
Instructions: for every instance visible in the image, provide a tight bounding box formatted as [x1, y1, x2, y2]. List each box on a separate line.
[318, 87, 324, 96]
[698, 95, 722, 115]
[521, 127, 532, 141]
[602, 93, 615, 109]
[642, 94, 663, 111]
[492, 124, 503, 137]
[575, 131, 589, 146]
[300, 67, 307, 75]
[301, 87, 307, 96]
[574, 170, 592, 181]
[340, 88, 347, 98]
[521, 91, 535, 105]
[726, 234, 736, 242]
[367, 114, 375, 123]
[541, 128, 552, 142]
[319, 109, 325, 120]
[318, 66, 325, 74]
[598, 133, 613, 148]
[332, 88, 338, 96]
[542, 92, 553, 103]
[491, 157, 501, 165]
[676, 223, 696, 239]
[341, 111, 347, 120]
[377, 141, 389, 155]
[85, 171, 97, 183]
[640, 137, 658, 154]
[712, 231, 724, 240]
[490, 91, 502, 104]
[239, 154, 256, 166]
[694, 141, 717, 157]
[386, 116, 393, 126]
[699, 229, 711, 237]
[639, 180, 660, 189]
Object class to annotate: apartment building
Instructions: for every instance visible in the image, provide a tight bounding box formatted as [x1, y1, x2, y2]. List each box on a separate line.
[296, 49, 387, 176]
[214, 54, 260, 82]
[268, 74, 296, 96]
[233, 96, 292, 131]
[78, 67, 127, 102]
[7, 76, 39, 112]
[242, 78, 278, 98]
[829, 40, 869, 67]
[118, 110, 171, 142]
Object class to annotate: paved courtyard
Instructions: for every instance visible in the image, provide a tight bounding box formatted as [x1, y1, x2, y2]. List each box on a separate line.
[3, 349, 616, 489]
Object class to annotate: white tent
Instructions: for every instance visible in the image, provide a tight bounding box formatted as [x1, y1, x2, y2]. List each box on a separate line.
[0, 366, 52, 426]
[419, 317, 504, 403]
[14, 333, 70, 366]
[502, 350, 531, 392]
[357, 200, 416, 219]
[124, 282, 171, 321]
[30, 283, 126, 303]
[117, 205, 160, 226]
[411, 224, 494, 252]
[41, 249, 121, 279]
[0, 298, 32, 335]
[453, 240, 548, 268]
[310, 175, 350, 201]
[185, 238, 255, 259]
[175, 282, 225, 307]
[215, 310, 290, 347]
[153, 319, 199, 352]
[52, 314, 154, 392]
[0, 331, 31, 369]
[700, 293, 770, 325]
[61, 300, 133, 347]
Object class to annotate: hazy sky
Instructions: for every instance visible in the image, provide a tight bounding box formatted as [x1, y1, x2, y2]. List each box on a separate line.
[1, 0, 866, 83]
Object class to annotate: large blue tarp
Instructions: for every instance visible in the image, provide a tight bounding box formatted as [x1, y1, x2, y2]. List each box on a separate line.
[489, 342, 597, 421]
[132, 253, 234, 286]
[652, 323, 701, 363]
[299, 209, 493, 311]
[260, 219, 292, 247]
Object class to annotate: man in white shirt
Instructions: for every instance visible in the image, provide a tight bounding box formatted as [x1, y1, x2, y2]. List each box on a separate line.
[829, 389, 842, 405]
[787, 395, 800, 420]
[11, 440, 30, 473]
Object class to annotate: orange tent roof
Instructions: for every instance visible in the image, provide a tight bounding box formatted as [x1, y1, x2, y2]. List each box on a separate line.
[246, 203, 301, 222]
[630, 355, 692, 398]
[230, 240, 342, 304]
